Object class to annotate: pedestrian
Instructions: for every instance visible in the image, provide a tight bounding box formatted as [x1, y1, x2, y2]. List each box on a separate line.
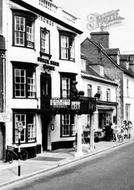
[122, 120, 128, 139]
[127, 121, 133, 139]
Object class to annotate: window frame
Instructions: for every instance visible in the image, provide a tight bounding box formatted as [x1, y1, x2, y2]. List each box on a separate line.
[59, 31, 75, 61]
[60, 114, 75, 137]
[40, 27, 51, 58]
[97, 86, 102, 100]
[12, 10, 35, 48]
[106, 88, 111, 102]
[60, 73, 76, 99]
[87, 84, 92, 97]
[13, 111, 36, 144]
[13, 64, 36, 99]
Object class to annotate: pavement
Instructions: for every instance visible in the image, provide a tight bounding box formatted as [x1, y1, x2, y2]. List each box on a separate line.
[0, 138, 134, 189]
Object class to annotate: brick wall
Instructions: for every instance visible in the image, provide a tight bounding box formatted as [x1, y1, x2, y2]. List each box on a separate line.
[90, 31, 109, 49]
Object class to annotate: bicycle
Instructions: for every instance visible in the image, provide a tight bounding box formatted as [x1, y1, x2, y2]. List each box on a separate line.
[7, 145, 28, 164]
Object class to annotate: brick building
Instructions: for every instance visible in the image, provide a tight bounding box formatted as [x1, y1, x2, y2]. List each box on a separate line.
[81, 31, 134, 126]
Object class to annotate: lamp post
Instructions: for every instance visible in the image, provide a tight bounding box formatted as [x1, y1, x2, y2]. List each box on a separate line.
[17, 122, 23, 176]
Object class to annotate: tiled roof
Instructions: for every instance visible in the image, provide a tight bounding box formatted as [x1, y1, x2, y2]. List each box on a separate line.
[106, 48, 119, 55]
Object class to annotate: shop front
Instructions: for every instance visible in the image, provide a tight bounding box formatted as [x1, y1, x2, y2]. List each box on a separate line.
[49, 97, 96, 150]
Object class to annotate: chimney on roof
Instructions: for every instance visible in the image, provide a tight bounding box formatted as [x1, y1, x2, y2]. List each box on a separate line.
[90, 31, 109, 49]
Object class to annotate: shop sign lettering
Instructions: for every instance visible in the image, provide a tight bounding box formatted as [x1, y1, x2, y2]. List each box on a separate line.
[50, 98, 70, 108]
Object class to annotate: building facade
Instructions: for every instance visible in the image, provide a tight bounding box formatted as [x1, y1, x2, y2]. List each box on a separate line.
[80, 53, 118, 133]
[0, 0, 88, 160]
[81, 31, 134, 128]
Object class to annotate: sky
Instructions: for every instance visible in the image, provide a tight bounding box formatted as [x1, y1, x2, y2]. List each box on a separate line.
[55, 0, 134, 53]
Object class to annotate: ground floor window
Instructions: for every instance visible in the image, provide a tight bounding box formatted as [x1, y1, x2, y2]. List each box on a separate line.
[61, 114, 75, 137]
[13, 111, 36, 144]
[99, 111, 112, 129]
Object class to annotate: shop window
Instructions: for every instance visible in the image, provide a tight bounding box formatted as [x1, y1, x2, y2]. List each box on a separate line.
[40, 28, 50, 56]
[59, 32, 75, 61]
[13, 66, 36, 98]
[61, 114, 74, 137]
[14, 112, 36, 144]
[13, 15, 34, 48]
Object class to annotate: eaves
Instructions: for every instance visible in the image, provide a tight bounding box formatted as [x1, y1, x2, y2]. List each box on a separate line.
[81, 72, 118, 86]
[10, 0, 83, 34]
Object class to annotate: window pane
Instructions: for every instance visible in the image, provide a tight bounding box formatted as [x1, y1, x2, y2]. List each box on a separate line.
[14, 69, 26, 98]
[26, 24, 34, 48]
[61, 114, 74, 137]
[60, 34, 75, 61]
[61, 77, 70, 98]
[60, 36, 69, 59]
[40, 29, 50, 54]
[15, 114, 26, 143]
[14, 113, 36, 143]
[14, 16, 25, 46]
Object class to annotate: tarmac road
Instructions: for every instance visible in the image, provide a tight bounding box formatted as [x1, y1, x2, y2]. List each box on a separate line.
[4, 141, 134, 190]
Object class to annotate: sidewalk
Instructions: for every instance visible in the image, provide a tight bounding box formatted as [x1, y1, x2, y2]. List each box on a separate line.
[0, 138, 134, 189]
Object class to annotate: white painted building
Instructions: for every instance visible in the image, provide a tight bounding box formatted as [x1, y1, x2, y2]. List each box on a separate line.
[0, 0, 85, 159]
[80, 55, 118, 134]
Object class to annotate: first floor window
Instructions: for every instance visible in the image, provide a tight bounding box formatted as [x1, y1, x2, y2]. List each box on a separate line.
[61, 114, 74, 137]
[106, 88, 111, 101]
[14, 112, 36, 144]
[40, 28, 50, 55]
[59, 32, 75, 61]
[61, 77, 70, 98]
[87, 84, 92, 97]
[97, 86, 102, 100]
[13, 66, 36, 98]
[14, 15, 34, 48]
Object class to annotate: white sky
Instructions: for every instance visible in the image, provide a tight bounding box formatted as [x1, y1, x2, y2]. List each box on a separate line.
[55, 0, 134, 53]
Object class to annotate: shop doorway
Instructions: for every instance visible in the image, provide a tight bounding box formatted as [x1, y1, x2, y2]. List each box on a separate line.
[0, 123, 5, 160]
[40, 73, 51, 151]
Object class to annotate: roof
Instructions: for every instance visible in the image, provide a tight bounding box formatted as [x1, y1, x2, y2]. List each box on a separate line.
[81, 37, 134, 77]
[106, 48, 119, 55]
[81, 56, 117, 85]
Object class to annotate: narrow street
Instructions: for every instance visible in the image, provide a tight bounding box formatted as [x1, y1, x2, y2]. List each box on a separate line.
[5, 142, 134, 190]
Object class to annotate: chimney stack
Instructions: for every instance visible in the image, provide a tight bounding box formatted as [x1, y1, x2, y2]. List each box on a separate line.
[90, 31, 109, 49]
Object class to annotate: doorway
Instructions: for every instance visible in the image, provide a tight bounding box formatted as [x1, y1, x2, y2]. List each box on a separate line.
[40, 73, 51, 151]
